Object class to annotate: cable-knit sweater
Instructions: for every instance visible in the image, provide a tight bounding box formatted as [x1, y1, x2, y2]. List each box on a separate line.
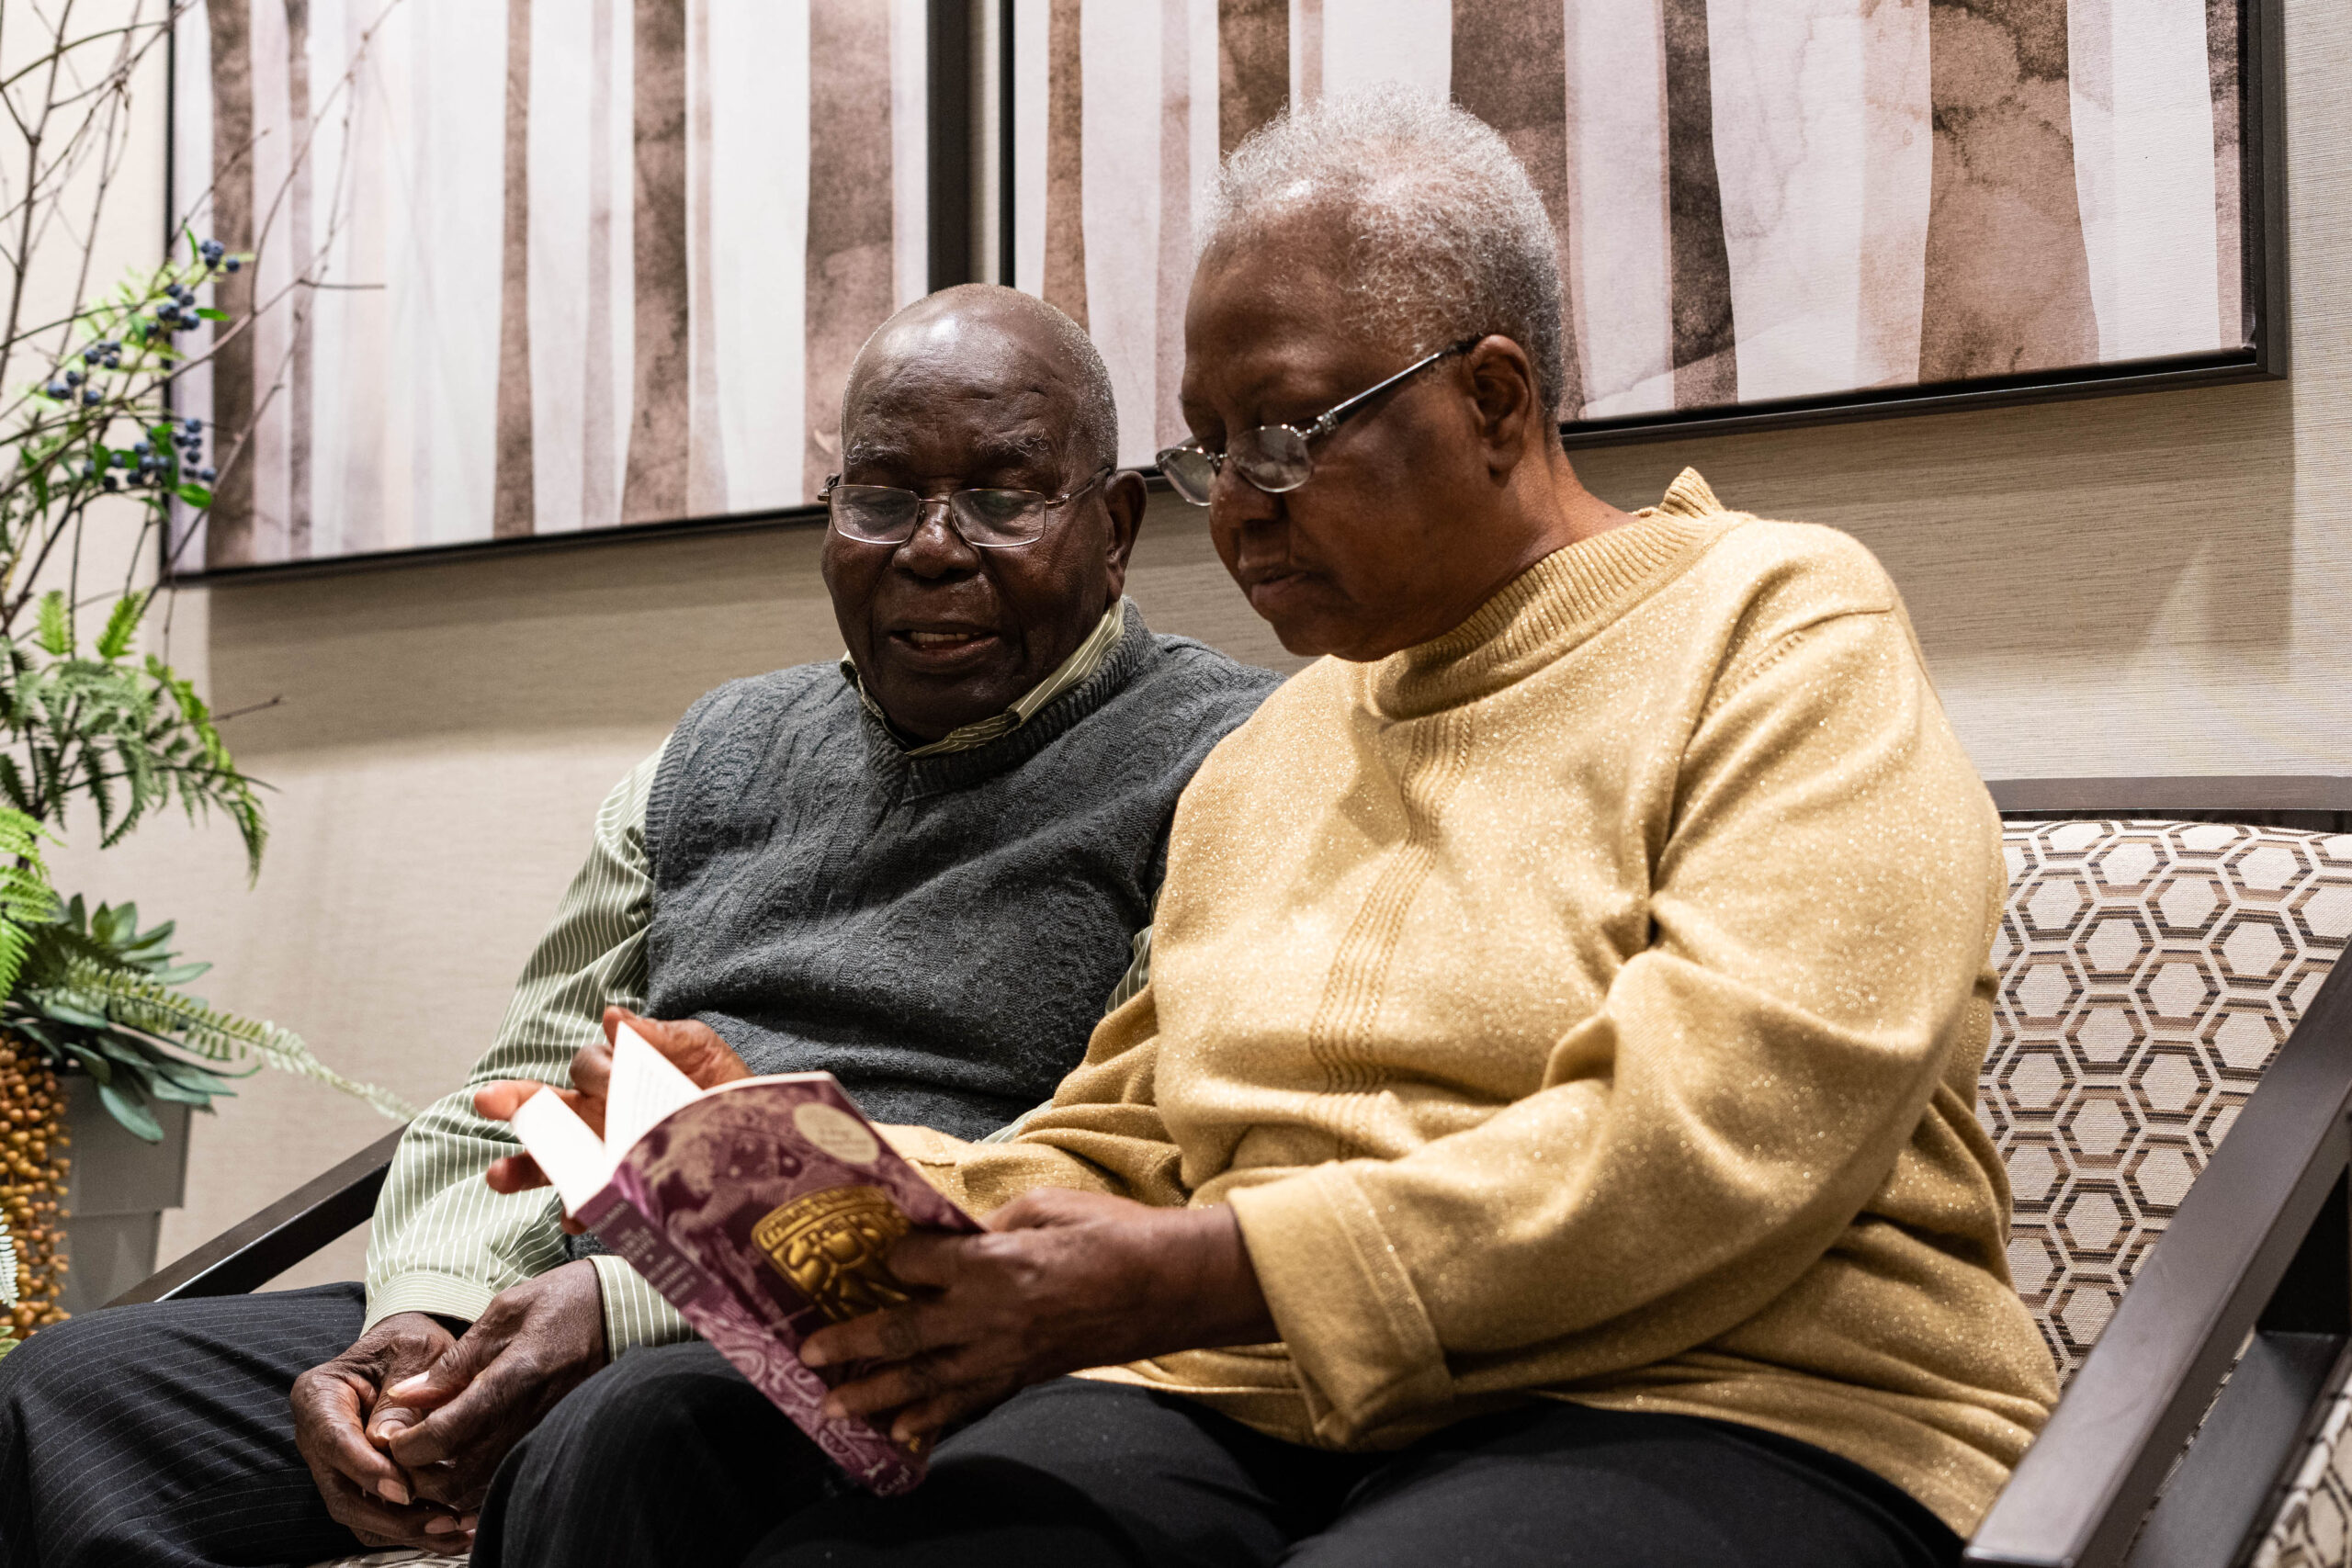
[922, 471, 2061, 1536]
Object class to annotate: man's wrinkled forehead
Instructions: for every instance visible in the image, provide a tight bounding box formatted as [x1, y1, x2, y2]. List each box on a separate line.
[842, 315, 1072, 471]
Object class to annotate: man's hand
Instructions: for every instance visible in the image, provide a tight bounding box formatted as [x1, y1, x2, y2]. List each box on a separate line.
[478, 1007, 751, 1201]
[290, 1312, 474, 1555]
[371, 1260, 609, 1511]
[797, 1189, 1276, 1451]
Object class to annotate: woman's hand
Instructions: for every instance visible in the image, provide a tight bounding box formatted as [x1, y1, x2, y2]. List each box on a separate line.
[798, 1188, 1275, 1450]
[476, 1007, 750, 1206]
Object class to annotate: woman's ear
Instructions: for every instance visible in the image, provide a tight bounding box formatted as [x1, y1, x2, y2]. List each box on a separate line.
[1464, 335, 1544, 479]
[1102, 468, 1148, 598]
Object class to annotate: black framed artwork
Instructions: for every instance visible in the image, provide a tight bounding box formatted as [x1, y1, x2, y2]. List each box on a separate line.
[169, 0, 934, 573]
[1006, 0, 2285, 466]
[168, 0, 2284, 578]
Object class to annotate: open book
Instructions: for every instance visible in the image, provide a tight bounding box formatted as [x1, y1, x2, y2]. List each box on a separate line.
[510, 1027, 979, 1495]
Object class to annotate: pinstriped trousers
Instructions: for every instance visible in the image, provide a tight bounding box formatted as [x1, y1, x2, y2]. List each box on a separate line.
[1, 1287, 835, 1568]
[0, 1282, 371, 1568]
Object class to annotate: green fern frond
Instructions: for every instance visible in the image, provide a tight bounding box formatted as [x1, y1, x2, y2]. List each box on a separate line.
[141, 655, 266, 877]
[0, 757, 32, 817]
[15, 909, 112, 991]
[52, 956, 414, 1122]
[33, 592, 70, 658]
[94, 593, 147, 660]
[0, 807, 57, 999]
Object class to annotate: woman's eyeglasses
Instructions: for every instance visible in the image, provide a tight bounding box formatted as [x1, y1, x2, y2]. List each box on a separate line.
[820, 467, 1113, 549]
[1156, 337, 1479, 506]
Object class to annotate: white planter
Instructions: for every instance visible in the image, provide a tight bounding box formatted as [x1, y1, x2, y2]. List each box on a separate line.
[57, 1072, 190, 1314]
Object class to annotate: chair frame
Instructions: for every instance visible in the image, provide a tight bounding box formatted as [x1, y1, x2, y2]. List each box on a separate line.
[107, 776, 2352, 1568]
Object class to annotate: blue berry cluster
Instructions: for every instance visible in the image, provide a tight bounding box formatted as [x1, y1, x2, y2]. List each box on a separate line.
[47, 340, 119, 405]
[175, 418, 217, 485]
[30, 237, 239, 502]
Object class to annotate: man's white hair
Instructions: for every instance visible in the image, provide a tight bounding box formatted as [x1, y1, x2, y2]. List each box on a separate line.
[1032, 298, 1121, 471]
[1200, 86, 1567, 421]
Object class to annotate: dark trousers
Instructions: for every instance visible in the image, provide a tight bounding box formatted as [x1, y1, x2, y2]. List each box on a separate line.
[0, 1287, 835, 1568]
[472, 1338, 835, 1568]
[0, 1283, 370, 1568]
[2, 1285, 1966, 1568]
[743, 1378, 1966, 1568]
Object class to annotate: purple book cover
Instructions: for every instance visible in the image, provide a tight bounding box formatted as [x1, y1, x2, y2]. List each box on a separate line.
[574, 1075, 978, 1495]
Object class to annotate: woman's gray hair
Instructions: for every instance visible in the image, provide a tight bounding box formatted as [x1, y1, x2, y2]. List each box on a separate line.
[1200, 86, 1568, 420]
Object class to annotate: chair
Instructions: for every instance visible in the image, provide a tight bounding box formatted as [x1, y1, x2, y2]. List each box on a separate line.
[1968, 779, 2352, 1568]
[104, 776, 2352, 1568]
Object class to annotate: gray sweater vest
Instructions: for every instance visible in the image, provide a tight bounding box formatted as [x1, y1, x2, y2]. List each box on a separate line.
[640, 604, 1282, 1139]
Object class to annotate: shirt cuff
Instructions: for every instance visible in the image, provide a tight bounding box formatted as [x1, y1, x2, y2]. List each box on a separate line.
[589, 1253, 697, 1355]
[1226, 1165, 1453, 1445]
[366, 1271, 500, 1332]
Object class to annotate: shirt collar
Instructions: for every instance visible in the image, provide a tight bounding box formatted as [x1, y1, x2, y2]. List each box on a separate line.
[841, 598, 1127, 758]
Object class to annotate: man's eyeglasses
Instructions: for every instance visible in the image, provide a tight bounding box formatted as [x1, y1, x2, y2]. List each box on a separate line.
[821, 467, 1113, 549]
[1156, 337, 1480, 506]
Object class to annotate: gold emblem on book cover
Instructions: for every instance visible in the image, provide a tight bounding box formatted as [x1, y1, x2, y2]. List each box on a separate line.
[752, 1186, 914, 1322]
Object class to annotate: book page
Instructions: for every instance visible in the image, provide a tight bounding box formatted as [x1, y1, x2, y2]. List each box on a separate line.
[605, 1023, 703, 1156]
[507, 1089, 613, 1214]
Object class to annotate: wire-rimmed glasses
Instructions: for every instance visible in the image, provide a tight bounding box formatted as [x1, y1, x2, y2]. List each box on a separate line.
[821, 467, 1114, 548]
[1156, 337, 1480, 505]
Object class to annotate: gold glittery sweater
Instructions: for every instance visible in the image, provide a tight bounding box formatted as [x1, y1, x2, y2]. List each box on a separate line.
[920, 469, 2061, 1536]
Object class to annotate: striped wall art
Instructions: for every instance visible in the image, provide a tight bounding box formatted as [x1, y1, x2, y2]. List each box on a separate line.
[173, 0, 2273, 567]
[172, 0, 930, 569]
[1013, 0, 2267, 468]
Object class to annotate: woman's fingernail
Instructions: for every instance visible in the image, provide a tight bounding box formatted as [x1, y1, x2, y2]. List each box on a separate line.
[820, 1397, 845, 1420]
[379, 1478, 410, 1506]
[425, 1516, 458, 1534]
[388, 1373, 429, 1396]
[370, 1418, 408, 1441]
[460, 1514, 481, 1530]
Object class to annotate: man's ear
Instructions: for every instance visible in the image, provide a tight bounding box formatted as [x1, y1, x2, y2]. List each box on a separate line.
[1101, 468, 1148, 599]
[1465, 336, 1543, 481]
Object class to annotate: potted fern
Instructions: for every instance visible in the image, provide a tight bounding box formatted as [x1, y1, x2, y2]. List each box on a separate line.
[0, 254, 413, 1318]
[0, 241, 413, 1317]
[0, 2, 411, 1321]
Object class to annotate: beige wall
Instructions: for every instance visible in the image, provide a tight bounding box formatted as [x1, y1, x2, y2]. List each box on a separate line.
[44, 1, 2350, 1289]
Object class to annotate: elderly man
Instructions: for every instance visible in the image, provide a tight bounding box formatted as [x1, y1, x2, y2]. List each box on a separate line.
[0, 284, 1278, 1568]
[509, 93, 2058, 1568]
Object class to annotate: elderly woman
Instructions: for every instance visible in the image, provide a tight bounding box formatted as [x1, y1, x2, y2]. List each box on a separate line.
[492, 91, 2056, 1568]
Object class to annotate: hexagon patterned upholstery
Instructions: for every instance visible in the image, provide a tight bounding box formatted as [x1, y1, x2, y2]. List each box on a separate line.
[1985, 818, 2352, 1566]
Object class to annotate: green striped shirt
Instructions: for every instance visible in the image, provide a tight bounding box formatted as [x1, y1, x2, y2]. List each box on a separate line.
[364, 604, 1151, 1355]
[365, 748, 691, 1349]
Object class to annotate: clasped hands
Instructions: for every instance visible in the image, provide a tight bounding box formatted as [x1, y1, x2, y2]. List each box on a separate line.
[288, 1261, 605, 1556]
[282, 1005, 717, 1555]
[476, 1007, 1275, 1451]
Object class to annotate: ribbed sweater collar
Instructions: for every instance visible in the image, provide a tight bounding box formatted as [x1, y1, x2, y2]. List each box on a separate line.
[1369, 468, 1730, 719]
